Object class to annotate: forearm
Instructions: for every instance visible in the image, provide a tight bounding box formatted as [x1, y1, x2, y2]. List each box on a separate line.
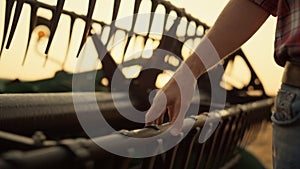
[186, 0, 270, 78]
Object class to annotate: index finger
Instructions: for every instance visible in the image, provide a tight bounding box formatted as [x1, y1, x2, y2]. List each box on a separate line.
[145, 90, 167, 126]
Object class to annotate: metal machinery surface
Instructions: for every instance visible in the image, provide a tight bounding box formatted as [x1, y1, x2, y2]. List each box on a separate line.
[0, 0, 273, 168]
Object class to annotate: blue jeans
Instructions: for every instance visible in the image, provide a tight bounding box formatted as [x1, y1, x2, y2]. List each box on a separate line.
[272, 83, 300, 169]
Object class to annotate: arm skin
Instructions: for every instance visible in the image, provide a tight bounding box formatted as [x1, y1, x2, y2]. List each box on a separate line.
[187, 0, 270, 78]
[146, 0, 270, 128]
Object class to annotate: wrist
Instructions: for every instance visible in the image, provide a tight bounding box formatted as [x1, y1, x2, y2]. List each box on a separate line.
[185, 36, 221, 79]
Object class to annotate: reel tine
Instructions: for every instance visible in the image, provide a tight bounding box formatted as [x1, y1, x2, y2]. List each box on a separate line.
[5, 0, 25, 50]
[43, 0, 65, 66]
[22, 1, 38, 65]
[61, 13, 76, 69]
[76, 0, 96, 58]
[122, 0, 142, 60]
[0, 0, 15, 57]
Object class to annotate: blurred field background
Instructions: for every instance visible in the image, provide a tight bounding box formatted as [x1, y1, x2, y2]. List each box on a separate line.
[247, 122, 273, 169]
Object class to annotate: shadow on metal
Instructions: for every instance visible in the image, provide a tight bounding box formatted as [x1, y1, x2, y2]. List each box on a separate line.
[0, 98, 273, 169]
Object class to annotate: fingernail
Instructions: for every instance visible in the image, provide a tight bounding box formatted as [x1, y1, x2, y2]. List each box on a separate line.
[170, 128, 180, 136]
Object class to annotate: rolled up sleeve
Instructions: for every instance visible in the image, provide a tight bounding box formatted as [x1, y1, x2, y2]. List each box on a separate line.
[249, 0, 278, 16]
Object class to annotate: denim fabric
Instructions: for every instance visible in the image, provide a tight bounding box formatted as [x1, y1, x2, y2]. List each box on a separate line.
[272, 83, 300, 169]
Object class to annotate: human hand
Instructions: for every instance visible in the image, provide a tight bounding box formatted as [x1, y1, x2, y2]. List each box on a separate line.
[145, 62, 197, 136]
